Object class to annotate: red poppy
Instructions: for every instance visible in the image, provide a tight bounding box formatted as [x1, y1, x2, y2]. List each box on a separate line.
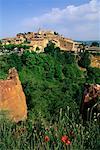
[44, 135, 50, 142]
[61, 135, 71, 145]
[61, 135, 68, 143]
[66, 140, 71, 145]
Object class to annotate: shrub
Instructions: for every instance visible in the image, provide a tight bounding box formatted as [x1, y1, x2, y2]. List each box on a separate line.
[78, 51, 91, 68]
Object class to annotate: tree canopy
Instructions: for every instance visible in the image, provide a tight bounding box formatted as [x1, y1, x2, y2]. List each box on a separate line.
[0, 45, 99, 120]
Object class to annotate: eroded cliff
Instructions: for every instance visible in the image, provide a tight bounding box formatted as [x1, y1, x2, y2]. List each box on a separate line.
[0, 68, 27, 122]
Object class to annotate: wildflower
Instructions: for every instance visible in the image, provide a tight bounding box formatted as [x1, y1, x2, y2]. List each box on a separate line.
[66, 140, 71, 145]
[61, 135, 71, 145]
[44, 135, 50, 142]
[61, 135, 68, 143]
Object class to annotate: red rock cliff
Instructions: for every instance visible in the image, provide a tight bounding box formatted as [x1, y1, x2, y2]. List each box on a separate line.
[0, 68, 27, 122]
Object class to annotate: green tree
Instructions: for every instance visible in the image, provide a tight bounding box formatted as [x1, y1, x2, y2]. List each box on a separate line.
[54, 31, 59, 35]
[44, 41, 55, 54]
[78, 51, 91, 68]
[63, 64, 83, 81]
[64, 52, 75, 64]
[3, 44, 16, 51]
[0, 55, 9, 78]
[54, 63, 62, 80]
[90, 41, 99, 47]
[7, 53, 22, 71]
[36, 47, 40, 51]
[86, 67, 100, 84]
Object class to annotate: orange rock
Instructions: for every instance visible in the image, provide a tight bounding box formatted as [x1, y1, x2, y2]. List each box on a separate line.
[91, 55, 100, 68]
[0, 68, 27, 122]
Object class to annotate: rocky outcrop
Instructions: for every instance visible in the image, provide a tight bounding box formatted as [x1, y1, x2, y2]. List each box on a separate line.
[91, 55, 100, 68]
[0, 68, 27, 122]
[80, 84, 100, 121]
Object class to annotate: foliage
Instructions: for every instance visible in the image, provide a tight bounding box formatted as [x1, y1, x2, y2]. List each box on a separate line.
[36, 47, 40, 51]
[3, 44, 16, 50]
[23, 39, 31, 44]
[0, 45, 100, 149]
[3, 44, 30, 52]
[63, 52, 75, 64]
[7, 53, 22, 71]
[86, 67, 100, 84]
[44, 41, 55, 54]
[90, 41, 99, 47]
[0, 55, 10, 78]
[0, 49, 99, 120]
[78, 51, 91, 68]
[79, 43, 86, 51]
[0, 110, 100, 150]
[44, 41, 61, 58]
[54, 31, 59, 35]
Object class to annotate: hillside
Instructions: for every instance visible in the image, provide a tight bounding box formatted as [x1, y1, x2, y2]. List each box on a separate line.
[0, 41, 100, 149]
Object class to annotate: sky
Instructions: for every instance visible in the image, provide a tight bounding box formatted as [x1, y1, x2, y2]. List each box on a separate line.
[0, 0, 100, 40]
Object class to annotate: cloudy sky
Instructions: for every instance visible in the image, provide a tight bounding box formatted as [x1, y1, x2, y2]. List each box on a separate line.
[0, 0, 100, 40]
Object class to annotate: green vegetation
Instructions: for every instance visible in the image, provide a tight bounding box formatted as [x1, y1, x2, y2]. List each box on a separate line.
[54, 31, 59, 35]
[36, 47, 40, 51]
[86, 67, 100, 84]
[0, 44, 100, 149]
[90, 41, 99, 47]
[0, 44, 30, 53]
[78, 51, 91, 68]
[0, 109, 100, 150]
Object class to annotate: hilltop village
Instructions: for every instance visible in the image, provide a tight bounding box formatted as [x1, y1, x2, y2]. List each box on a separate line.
[1, 30, 100, 55]
[1, 30, 81, 52]
[1, 30, 100, 68]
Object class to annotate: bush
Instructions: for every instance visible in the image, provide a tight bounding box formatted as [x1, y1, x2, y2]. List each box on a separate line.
[78, 51, 91, 68]
[86, 67, 100, 84]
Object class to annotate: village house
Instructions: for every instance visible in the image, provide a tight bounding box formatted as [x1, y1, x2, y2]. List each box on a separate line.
[1, 30, 81, 52]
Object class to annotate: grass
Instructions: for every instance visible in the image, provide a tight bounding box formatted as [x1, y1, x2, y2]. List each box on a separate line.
[0, 108, 100, 150]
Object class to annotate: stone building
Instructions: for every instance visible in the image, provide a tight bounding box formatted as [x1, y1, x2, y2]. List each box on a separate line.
[1, 30, 81, 52]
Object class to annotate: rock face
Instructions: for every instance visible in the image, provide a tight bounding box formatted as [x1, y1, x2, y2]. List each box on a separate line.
[0, 68, 27, 122]
[80, 84, 100, 121]
[91, 55, 100, 68]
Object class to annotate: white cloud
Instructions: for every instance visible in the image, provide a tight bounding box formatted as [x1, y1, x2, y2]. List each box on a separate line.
[22, 0, 100, 40]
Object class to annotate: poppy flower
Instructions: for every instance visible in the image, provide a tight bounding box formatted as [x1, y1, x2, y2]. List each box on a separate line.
[61, 135, 68, 143]
[44, 135, 50, 142]
[66, 140, 71, 145]
[61, 135, 71, 145]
